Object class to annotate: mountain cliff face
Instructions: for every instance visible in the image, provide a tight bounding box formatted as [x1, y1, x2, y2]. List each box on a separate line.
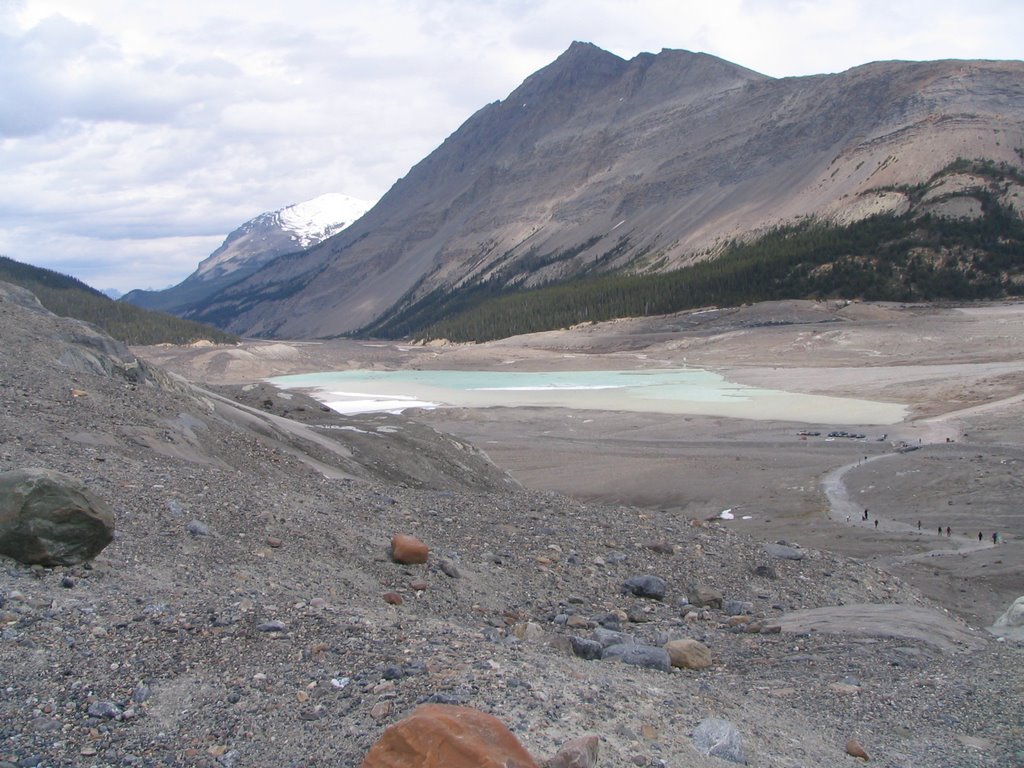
[122, 193, 372, 315]
[185, 42, 1024, 338]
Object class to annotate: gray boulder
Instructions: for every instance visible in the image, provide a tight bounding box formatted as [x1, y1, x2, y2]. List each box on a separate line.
[601, 643, 672, 672]
[568, 636, 604, 660]
[592, 627, 633, 648]
[692, 718, 746, 764]
[763, 542, 804, 560]
[689, 585, 724, 609]
[622, 574, 667, 600]
[0, 468, 114, 566]
[990, 595, 1024, 640]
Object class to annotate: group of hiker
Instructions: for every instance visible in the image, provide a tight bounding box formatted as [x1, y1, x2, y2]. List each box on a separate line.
[912, 517, 999, 543]
[849, 509, 1001, 544]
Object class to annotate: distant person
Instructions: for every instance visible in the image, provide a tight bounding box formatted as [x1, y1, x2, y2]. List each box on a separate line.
[917, 520, 922, 530]
[939, 526, 943, 535]
[993, 532, 999, 544]
[946, 526, 951, 537]
[874, 519, 879, 529]
[979, 532, 983, 542]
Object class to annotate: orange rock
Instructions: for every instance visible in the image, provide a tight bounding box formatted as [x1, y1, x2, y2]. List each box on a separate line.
[391, 534, 429, 564]
[845, 739, 870, 760]
[362, 703, 539, 768]
[382, 592, 403, 605]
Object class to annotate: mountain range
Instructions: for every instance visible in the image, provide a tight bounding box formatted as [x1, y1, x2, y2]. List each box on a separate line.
[123, 193, 372, 315]
[145, 42, 1024, 339]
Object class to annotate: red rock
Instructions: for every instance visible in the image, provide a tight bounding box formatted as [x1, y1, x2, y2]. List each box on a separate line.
[390, 534, 429, 565]
[382, 592, 403, 605]
[361, 703, 539, 768]
[845, 739, 869, 760]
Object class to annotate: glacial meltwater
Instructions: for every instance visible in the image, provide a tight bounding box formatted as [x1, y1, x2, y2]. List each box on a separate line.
[267, 368, 908, 425]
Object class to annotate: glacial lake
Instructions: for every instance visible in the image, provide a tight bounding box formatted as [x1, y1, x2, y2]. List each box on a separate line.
[267, 368, 908, 425]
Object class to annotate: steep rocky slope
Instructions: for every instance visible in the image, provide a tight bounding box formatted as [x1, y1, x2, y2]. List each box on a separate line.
[186, 43, 1024, 338]
[1, 290, 1022, 765]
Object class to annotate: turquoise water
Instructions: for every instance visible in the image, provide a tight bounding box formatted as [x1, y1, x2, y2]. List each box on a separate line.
[271, 368, 746, 401]
[267, 367, 908, 425]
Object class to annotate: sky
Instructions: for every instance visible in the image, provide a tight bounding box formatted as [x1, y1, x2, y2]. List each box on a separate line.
[1, 0, 1022, 293]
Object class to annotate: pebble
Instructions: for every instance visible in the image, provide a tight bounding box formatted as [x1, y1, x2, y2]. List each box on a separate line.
[256, 621, 287, 632]
[622, 575, 667, 600]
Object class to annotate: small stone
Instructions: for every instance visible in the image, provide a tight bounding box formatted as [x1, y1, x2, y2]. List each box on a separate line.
[361, 703, 539, 767]
[383, 592, 403, 605]
[763, 542, 803, 560]
[566, 615, 590, 629]
[439, 558, 461, 578]
[131, 684, 151, 704]
[601, 643, 672, 673]
[87, 701, 121, 719]
[543, 734, 600, 768]
[568, 636, 603, 660]
[846, 739, 869, 760]
[753, 564, 778, 579]
[371, 700, 393, 720]
[724, 600, 752, 616]
[186, 520, 210, 537]
[622, 575, 667, 600]
[511, 621, 546, 643]
[693, 718, 745, 764]
[663, 638, 713, 669]
[256, 621, 287, 632]
[266, 536, 283, 548]
[592, 627, 633, 648]
[391, 534, 429, 564]
[689, 586, 724, 609]
[644, 541, 676, 555]
[60, 576, 75, 588]
[29, 716, 61, 733]
[409, 578, 428, 591]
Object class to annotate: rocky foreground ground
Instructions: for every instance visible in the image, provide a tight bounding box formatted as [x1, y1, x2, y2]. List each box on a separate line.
[1, 282, 1022, 767]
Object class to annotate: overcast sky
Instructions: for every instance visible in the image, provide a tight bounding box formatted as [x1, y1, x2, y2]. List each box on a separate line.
[2, 0, 1022, 293]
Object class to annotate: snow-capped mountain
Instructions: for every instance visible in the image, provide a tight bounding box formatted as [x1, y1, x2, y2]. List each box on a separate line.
[122, 193, 373, 316]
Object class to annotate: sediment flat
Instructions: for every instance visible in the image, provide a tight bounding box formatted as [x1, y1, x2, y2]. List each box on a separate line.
[139, 300, 1024, 629]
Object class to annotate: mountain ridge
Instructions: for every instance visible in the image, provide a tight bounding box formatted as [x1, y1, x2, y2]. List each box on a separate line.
[181, 44, 1024, 338]
[123, 193, 372, 315]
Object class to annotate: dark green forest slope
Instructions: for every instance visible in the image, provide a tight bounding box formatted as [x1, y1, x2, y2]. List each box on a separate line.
[362, 160, 1024, 343]
[0, 256, 238, 346]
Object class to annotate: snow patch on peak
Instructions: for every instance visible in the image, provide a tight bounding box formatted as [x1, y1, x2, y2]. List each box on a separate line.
[277, 193, 373, 248]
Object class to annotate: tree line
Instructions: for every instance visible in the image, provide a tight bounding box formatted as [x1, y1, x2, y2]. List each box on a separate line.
[0, 256, 238, 346]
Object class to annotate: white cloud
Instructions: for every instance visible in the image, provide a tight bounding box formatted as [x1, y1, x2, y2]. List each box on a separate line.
[0, 0, 1021, 292]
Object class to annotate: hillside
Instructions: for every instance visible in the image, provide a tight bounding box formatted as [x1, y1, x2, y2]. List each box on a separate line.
[183, 44, 1024, 339]
[2, 279, 1021, 766]
[378, 159, 1024, 341]
[0, 256, 238, 346]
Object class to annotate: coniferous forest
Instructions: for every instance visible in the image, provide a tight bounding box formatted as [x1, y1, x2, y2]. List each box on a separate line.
[0, 256, 238, 346]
